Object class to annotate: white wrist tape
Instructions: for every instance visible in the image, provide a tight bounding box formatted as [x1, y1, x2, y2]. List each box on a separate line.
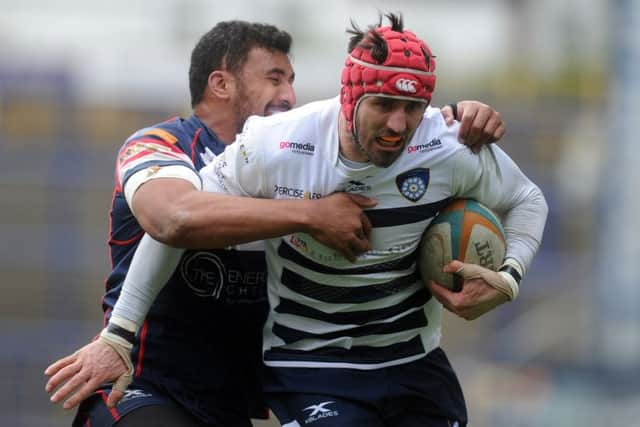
[98, 315, 137, 392]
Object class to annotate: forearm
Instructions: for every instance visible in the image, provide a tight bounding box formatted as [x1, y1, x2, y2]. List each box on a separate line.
[500, 183, 548, 274]
[151, 191, 317, 249]
[454, 145, 548, 276]
[132, 178, 317, 249]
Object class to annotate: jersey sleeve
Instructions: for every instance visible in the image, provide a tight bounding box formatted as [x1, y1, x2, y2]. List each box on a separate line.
[200, 116, 269, 197]
[451, 144, 548, 276]
[110, 233, 185, 328]
[117, 129, 202, 211]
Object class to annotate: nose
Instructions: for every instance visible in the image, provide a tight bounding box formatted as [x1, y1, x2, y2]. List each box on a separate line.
[280, 81, 296, 109]
[386, 106, 408, 134]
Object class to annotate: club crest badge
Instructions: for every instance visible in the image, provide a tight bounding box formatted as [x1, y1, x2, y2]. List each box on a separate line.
[396, 168, 429, 202]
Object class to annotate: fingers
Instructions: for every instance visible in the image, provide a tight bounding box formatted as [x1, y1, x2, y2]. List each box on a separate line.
[427, 280, 458, 314]
[49, 366, 87, 406]
[493, 121, 506, 141]
[107, 389, 125, 408]
[44, 352, 78, 378]
[462, 107, 491, 147]
[347, 193, 378, 208]
[455, 101, 506, 150]
[428, 280, 477, 320]
[457, 106, 476, 144]
[482, 113, 502, 142]
[59, 377, 103, 410]
[360, 212, 372, 239]
[46, 358, 82, 394]
[440, 104, 455, 126]
[443, 260, 464, 274]
[342, 234, 371, 263]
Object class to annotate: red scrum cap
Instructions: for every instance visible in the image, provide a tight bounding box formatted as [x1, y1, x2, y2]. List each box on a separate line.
[340, 25, 436, 132]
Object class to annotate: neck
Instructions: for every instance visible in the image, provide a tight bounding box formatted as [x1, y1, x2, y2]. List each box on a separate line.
[338, 112, 369, 163]
[193, 101, 239, 145]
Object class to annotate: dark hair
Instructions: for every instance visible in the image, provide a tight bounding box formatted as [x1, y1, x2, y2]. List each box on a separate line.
[189, 21, 292, 107]
[346, 12, 404, 63]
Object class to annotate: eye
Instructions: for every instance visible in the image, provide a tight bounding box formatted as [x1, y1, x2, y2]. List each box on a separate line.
[268, 76, 282, 85]
[405, 102, 424, 114]
[373, 98, 394, 112]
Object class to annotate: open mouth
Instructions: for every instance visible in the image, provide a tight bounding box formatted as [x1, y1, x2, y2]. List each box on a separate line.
[377, 135, 403, 148]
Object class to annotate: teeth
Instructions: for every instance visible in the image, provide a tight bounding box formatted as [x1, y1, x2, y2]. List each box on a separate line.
[380, 135, 402, 143]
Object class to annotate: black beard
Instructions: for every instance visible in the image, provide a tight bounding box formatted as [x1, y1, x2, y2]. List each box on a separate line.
[351, 128, 369, 160]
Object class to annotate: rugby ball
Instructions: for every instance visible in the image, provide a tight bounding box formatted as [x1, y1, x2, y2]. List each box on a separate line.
[419, 199, 506, 292]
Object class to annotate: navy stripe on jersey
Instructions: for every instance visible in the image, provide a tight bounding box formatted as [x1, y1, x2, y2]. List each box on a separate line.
[120, 159, 199, 189]
[274, 287, 430, 325]
[272, 309, 427, 344]
[280, 268, 419, 303]
[278, 243, 417, 275]
[264, 335, 425, 365]
[364, 197, 452, 227]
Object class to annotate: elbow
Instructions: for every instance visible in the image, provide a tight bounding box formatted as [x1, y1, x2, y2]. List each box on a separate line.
[535, 186, 549, 221]
[139, 207, 192, 248]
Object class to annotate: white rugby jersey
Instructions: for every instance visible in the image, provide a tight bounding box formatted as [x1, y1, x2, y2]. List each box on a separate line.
[200, 97, 547, 369]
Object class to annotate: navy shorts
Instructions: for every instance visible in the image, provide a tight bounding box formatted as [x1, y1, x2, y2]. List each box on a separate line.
[72, 384, 211, 427]
[264, 347, 467, 427]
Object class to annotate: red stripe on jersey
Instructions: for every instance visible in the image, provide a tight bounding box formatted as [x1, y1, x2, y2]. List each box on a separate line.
[102, 308, 112, 328]
[119, 145, 185, 171]
[99, 390, 121, 422]
[85, 418, 91, 427]
[118, 137, 187, 168]
[190, 127, 203, 165]
[108, 231, 144, 246]
[135, 321, 149, 377]
[106, 187, 119, 267]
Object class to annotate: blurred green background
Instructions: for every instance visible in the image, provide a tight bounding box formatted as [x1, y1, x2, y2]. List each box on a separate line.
[2, 0, 639, 426]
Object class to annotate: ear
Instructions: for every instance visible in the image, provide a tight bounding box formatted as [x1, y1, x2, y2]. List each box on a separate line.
[207, 70, 234, 100]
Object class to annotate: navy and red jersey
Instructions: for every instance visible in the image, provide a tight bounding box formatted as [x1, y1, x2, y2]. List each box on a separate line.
[102, 115, 268, 424]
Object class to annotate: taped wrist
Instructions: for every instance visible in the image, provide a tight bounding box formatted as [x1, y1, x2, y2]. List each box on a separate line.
[499, 258, 523, 300]
[455, 263, 518, 301]
[98, 316, 137, 392]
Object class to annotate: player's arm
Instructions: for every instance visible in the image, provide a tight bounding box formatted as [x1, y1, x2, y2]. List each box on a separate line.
[137, 117, 374, 260]
[45, 232, 182, 409]
[439, 101, 506, 151]
[117, 127, 374, 258]
[428, 142, 548, 320]
[132, 178, 374, 260]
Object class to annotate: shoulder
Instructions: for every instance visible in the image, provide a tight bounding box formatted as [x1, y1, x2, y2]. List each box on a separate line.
[405, 106, 462, 157]
[122, 117, 190, 152]
[237, 98, 338, 158]
[243, 98, 337, 133]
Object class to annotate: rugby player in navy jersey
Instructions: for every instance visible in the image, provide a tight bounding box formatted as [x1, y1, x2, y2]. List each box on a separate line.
[44, 18, 507, 427]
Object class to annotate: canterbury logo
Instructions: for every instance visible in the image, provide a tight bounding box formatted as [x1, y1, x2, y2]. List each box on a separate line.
[304, 401, 335, 416]
[395, 79, 417, 93]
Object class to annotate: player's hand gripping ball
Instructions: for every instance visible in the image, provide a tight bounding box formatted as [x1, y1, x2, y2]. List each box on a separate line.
[419, 199, 505, 292]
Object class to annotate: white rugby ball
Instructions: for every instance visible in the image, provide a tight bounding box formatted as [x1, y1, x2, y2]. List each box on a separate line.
[419, 199, 506, 292]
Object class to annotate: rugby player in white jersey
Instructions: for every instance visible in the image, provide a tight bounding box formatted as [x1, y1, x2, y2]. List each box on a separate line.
[204, 13, 546, 426]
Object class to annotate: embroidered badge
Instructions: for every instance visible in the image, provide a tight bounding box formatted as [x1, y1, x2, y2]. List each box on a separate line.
[396, 168, 429, 202]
